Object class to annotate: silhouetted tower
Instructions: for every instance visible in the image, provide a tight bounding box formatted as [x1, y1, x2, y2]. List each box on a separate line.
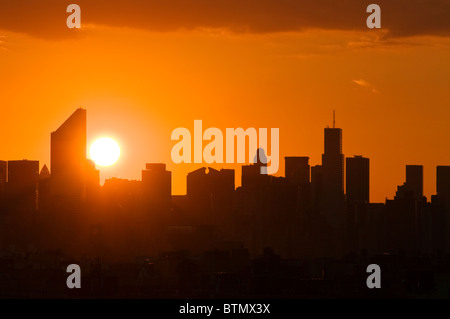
[346, 156, 369, 203]
[85, 159, 100, 199]
[345, 156, 369, 254]
[437, 166, 450, 196]
[0, 161, 5, 214]
[38, 164, 51, 211]
[285, 157, 310, 185]
[311, 165, 323, 209]
[321, 113, 345, 222]
[187, 167, 234, 202]
[50, 108, 88, 203]
[0, 161, 6, 184]
[405, 165, 423, 199]
[318, 112, 345, 258]
[285, 156, 311, 213]
[0, 161, 6, 194]
[142, 163, 172, 211]
[187, 167, 234, 225]
[7, 160, 39, 211]
[242, 148, 269, 188]
[436, 166, 450, 250]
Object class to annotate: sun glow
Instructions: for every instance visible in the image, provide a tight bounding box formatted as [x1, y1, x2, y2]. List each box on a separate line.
[89, 137, 120, 166]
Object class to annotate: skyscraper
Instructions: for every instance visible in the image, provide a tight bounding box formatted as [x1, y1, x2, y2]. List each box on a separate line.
[436, 166, 450, 250]
[285, 156, 311, 213]
[318, 114, 346, 259]
[321, 125, 345, 224]
[346, 155, 369, 203]
[0, 161, 5, 213]
[322, 127, 344, 193]
[38, 165, 51, 211]
[437, 166, 450, 196]
[311, 164, 323, 209]
[50, 108, 87, 203]
[345, 156, 369, 254]
[187, 167, 235, 200]
[187, 167, 235, 225]
[405, 165, 423, 199]
[7, 160, 39, 211]
[241, 148, 270, 188]
[285, 157, 310, 185]
[142, 163, 172, 211]
[0, 161, 6, 185]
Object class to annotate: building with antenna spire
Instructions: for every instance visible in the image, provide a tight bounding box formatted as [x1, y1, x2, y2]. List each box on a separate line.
[320, 111, 345, 255]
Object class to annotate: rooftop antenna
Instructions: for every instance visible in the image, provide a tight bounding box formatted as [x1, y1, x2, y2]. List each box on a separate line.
[333, 110, 335, 128]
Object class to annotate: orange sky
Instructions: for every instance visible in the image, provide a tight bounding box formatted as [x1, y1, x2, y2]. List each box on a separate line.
[1, 1, 450, 202]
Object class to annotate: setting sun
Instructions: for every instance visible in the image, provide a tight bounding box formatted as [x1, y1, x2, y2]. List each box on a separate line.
[89, 137, 120, 166]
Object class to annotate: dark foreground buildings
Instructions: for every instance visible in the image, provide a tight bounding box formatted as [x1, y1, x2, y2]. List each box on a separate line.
[1, 110, 450, 298]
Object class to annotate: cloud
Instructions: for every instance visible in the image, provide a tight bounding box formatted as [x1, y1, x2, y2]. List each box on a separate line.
[352, 79, 379, 93]
[353, 79, 370, 87]
[0, 35, 7, 50]
[0, 0, 449, 39]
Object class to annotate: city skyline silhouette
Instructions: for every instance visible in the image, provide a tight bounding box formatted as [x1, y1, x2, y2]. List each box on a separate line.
[2, 107, 446, 202]
[1, 0, 450, 300]
[1, 108, 450, 298]
[3, 107, 449, 202]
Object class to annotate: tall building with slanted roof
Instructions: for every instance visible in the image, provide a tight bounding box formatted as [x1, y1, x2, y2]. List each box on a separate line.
[51, 108, 96, 204]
